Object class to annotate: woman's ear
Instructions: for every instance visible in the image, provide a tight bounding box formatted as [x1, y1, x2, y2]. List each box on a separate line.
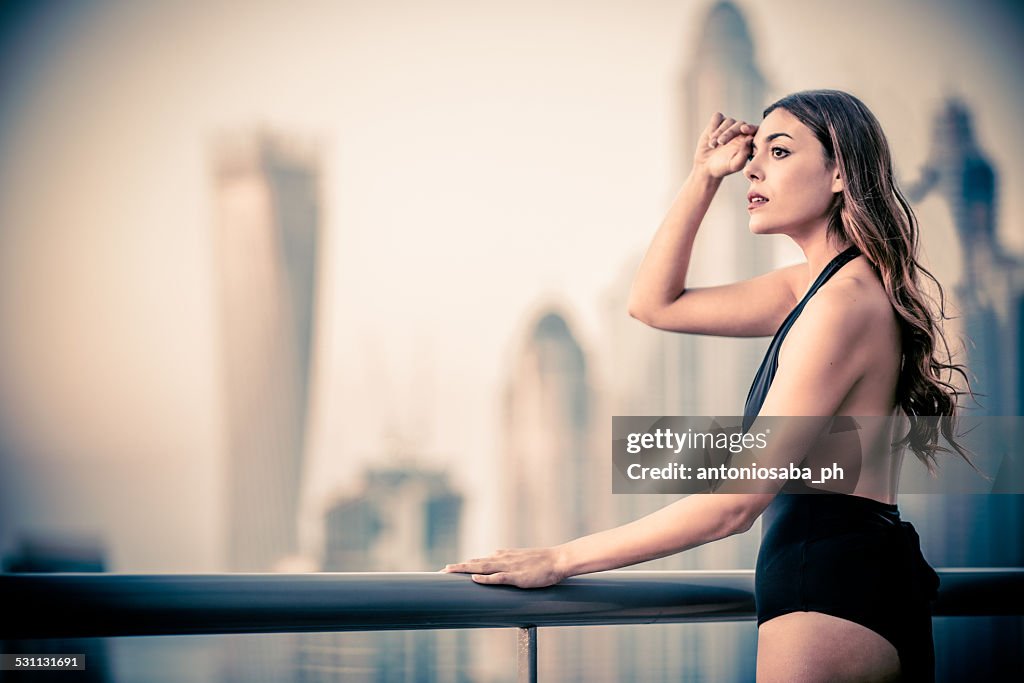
[831, 169, 844, 194]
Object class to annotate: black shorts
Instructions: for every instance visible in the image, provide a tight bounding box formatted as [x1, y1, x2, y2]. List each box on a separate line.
[756, 492, 941, 682]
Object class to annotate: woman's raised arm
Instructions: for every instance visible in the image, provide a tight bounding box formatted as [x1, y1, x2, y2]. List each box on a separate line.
[628, 113, 801, 338]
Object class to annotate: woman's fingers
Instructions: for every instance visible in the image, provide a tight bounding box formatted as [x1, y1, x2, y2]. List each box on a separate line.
[442, 551, 517, 574]
[708, 116, 736, 147]
[443, 559, 516, 585]
[726, 122, 755, 142]
[698, 113, 756, 176]
[702, 112, 725, 142]
[442, 547, 563, 588]
[443, 559, 497, 574]
[471, 572, 510, 585]
[711, 120, 755, 148]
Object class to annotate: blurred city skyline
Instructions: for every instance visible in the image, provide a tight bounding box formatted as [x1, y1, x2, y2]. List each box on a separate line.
[0, 0, 1022, 574]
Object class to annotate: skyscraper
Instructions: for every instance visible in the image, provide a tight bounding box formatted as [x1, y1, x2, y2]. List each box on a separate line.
[676, 0, 781, 416]
[905, 98, 1022, 419]
[499, 307, 614, 681]
[902, 98, 1024, 680]
[502, 309, 597, 547]
[213, 132, 321, 572]
[596, 4, 774, 679]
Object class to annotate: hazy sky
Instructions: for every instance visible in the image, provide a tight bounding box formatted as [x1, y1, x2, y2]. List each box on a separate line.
[1, 0, 1021, 569]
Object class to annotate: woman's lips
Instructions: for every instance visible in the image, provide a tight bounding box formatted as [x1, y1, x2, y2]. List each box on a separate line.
[745, 192, 770, 210]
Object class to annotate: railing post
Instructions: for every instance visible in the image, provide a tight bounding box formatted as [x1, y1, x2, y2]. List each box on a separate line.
[517, 626, 537, 683]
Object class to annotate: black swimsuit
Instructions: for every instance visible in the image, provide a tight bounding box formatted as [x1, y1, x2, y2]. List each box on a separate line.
[744, 245, 941, 682]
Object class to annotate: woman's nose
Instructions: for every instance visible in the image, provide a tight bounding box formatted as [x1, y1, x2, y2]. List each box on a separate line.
[743, 157, 761, 181]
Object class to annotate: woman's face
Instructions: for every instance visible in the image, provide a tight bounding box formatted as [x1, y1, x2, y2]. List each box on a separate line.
[743, 108, 842, 237]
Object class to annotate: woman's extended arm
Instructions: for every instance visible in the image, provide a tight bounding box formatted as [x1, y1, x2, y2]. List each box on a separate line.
[442, 285, 877, 588]
[441, 493, 766, 588]
[628, 113, 802, 337]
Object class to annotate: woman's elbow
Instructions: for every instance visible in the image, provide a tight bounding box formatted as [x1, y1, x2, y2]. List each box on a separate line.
[627, 297, 658, 326]
[730, 494, 775, 535]
[629, 290, 688, 329]
[730, 511, 757, 536]
[716, 507, 751, 539]
[627, 302, 648, 324]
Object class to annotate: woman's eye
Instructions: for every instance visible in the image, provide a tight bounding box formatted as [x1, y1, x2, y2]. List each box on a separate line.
[771, 147, 789, 158]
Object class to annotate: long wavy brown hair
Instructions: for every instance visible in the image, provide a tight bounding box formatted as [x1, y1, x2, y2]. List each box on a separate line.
[764, 89, 980, 475]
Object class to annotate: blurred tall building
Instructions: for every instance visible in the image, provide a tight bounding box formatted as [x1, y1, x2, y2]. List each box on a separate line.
[902, 99, 1024, 557]
[502, 310, 597, 547]
[211, 132, 321, 683]
[213, 132, 321, 573]
[594, 3, 772, 680]
[905, 98, 1024, 419]
[499, 307, 615, 681]
[307, 463, 467, 683]
[673, 0, 781, 416]
[902, 98, 1024, 680]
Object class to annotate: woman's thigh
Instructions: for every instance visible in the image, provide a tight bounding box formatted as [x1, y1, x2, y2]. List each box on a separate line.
[757, 611, 901, 682]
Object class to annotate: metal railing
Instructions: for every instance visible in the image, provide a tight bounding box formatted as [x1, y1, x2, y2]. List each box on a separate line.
[2, 569, 1022, 681]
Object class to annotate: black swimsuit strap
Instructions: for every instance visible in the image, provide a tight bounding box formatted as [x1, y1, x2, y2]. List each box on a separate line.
[742, 245, 862, 429]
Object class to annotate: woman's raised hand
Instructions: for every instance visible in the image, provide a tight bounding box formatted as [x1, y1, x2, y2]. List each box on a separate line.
[693, 112, 757, 179]
[440, 546, 567, 589]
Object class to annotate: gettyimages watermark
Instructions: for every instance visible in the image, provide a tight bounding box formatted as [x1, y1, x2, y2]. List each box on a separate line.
[612, 416, 1024, 495]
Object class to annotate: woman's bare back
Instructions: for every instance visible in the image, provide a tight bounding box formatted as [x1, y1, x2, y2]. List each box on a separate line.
[777, 255, 904, 504]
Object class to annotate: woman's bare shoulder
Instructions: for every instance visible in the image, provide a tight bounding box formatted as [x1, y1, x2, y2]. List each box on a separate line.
[824, 261, 896, 322]
[785, 266, 892, 353]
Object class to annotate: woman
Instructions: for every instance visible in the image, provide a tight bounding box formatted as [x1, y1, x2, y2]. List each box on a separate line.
[443, 90, 976, 682]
